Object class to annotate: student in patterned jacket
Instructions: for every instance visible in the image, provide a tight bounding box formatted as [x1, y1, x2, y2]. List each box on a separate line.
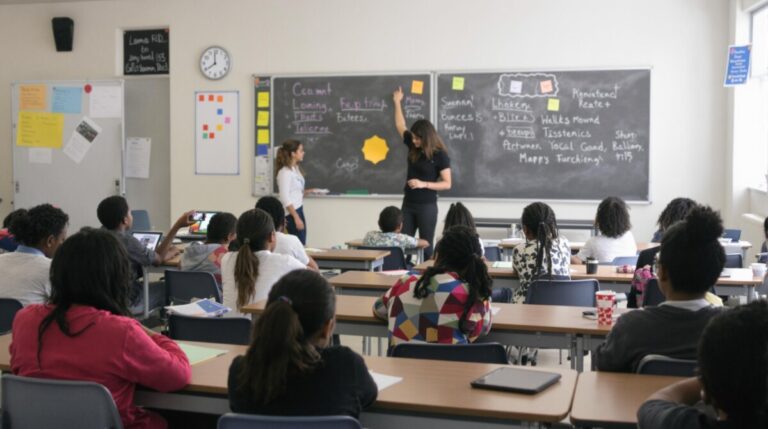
[373, 226, 492, 351]
[363, 206, 428, 254]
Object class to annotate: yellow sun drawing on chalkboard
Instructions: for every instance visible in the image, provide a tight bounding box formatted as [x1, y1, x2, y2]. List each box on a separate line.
[362, 135, 389, 165]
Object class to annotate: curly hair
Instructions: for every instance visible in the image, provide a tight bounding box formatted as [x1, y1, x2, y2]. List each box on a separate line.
[9, 204, 68, 246]
[595, 196, 631, 238]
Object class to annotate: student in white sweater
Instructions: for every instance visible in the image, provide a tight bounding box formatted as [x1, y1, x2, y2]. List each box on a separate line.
[221, 209, 307, 318]
[0, 204, 68, 306]
[254, 196, 318, 271]
[573, 196, 637, 264]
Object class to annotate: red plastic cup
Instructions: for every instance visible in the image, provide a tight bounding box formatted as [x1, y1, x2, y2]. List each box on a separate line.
[596, 290, 616, 325]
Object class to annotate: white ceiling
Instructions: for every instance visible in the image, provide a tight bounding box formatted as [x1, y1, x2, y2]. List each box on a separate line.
[0, 0, 122, 4]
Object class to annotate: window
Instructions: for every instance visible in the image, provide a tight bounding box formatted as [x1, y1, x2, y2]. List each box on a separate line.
[753, 5, 768, 78]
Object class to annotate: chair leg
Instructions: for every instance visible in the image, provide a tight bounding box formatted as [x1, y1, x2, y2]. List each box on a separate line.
[559, 349, 563, 365]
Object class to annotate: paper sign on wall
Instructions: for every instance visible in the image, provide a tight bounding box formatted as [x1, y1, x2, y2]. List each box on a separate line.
[63, 117, 102, 164]
[16, 111, 64, 148]
[90, 86, 122, 118]
[52, 86, 82, 114]
[195, 91, 239, 174]
[125, 137, 152, 178]
[28, 148, 52, 164]
[19, 84, 47, 110]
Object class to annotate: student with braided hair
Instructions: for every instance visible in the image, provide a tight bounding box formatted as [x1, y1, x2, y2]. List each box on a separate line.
[228, 270, 376, 418]
[373, 225, 492, 348]
[511, 202, 571, 303]
[220, 209, 307, 318]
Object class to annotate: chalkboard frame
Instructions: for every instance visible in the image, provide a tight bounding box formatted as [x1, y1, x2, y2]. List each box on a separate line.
[434, 67, 652, 204]
[254, 71, 435, 198]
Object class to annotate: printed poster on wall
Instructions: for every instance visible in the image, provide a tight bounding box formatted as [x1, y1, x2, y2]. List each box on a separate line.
[195, 91, 239, 175]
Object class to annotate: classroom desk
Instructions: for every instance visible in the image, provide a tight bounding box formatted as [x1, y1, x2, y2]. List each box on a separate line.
[570, 371, 685, 428]
[475, 217, 598, 237]
[345, 239, 424, 264]
[0, 335, 578, 427]
[329, 271, 399, 297]
[306, 249, 389, 272]
[242, 297, 615, 372]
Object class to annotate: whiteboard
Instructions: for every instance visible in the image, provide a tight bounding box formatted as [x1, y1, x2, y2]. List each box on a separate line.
[11, 80, 125, 232]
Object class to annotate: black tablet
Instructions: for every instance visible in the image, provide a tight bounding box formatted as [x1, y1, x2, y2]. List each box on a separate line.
[470, 367, 561, 394]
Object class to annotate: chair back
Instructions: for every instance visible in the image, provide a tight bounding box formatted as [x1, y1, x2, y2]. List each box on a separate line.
[525, 279, 599, 307]
[483, 246, 502, 262]
[358, 246, 407, 270]
[641, 278, 666, 307]
[130, 209, 151, 232]
[636, 354, 697, 377]
[611, 255, 639, 266]
[0, 298, 23, 334]
[723, 228, 741, 243]
[725, 253, 743, 268]
[390, 342, 508, 364]
[217, 413, 362, 429]
[168, 314, 252, 345]
[165, 269, 222, 305]
[2, 374, 123, 429]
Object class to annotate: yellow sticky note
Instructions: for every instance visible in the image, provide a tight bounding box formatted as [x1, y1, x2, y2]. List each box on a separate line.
[216, 124, 223, 131]
[411, 80, 424, 95]
[257, 129, 270, 144]
[20, 84, 47, 110]
[547, 98, 560, 111]
[16, 111, 64, 148]
[257, 110, 270, 127]
[257, 92, 270, 108]
[452, 76, 465, 91]
[540, 80, 553, 93]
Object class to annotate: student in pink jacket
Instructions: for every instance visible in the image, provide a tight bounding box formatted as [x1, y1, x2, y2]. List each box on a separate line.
[10, 227, 191, 429]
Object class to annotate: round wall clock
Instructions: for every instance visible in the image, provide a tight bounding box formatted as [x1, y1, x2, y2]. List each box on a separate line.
[199, 46, 231, 80]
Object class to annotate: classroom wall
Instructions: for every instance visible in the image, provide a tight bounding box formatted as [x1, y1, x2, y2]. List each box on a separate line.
[0, 0, 731, 248]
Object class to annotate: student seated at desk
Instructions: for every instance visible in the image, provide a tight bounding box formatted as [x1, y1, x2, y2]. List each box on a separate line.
[0, 204, 68, 306]
[596, 205, 724, 373]
[97, 196, 193, 312]
[443, 202, 483, 257]
[221, 209, 307, 318]
[180, 211, 236, 283]
[9, 228, 190, 429]
[0, 208, 27, 253]
[638, 300, 768, 429]
[255, 196, 319, 271]
[373, 226, 492, 348]
[363, 205, 428, 253]
[512, 202, 571, 304]
[573, 196, 637, 264]
[228, 270, 377, 418]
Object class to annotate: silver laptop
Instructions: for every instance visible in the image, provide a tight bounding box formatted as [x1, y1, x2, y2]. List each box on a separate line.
[132, 231, 163, 252]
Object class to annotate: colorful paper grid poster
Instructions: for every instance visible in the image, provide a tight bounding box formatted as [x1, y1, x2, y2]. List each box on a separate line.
[195, 91, 239, 175]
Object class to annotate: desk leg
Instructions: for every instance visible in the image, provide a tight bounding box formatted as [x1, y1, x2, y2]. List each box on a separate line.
[747, 285, 754, 303]
[417, 248, 424, 265]
[142, 267, 150, 320]
[573, 335, 584, 372]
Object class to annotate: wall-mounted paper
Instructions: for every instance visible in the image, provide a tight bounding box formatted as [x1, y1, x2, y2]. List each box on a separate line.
[90, 86, 122, 118]
[125, 137, 152, 178]
[195, 91, 239, 175]
[52, 86, 82, 114]
[19, 84, 47, 110]
[16, 111, 64, 148]
[63, 117, 102, 164]
[28, 148, 52, 164]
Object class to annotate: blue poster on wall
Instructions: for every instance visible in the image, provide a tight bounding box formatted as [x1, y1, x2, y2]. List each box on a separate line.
[724, 44, 751, 86]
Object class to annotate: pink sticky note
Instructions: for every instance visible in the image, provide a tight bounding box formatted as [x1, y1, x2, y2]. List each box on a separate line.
[225, 117, 231, 124]
[540, 80, 553, 93]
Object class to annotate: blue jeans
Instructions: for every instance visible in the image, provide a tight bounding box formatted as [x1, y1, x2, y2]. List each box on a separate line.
[285, 205, 307, 245]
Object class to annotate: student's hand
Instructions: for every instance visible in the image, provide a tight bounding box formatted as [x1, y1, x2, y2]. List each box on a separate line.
[393, 86, 404, 103]
[294, 216, 305, 231]
[174, 211, 196, 229]
[164, 246, 182, 262]
[407, 179, 427, 189]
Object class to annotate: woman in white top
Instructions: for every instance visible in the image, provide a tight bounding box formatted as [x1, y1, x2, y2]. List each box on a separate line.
[0, 204, 68, 306]
[573, 196, 637, 264]
[275, 140, 319, 245]
[221, 209, 307, 318]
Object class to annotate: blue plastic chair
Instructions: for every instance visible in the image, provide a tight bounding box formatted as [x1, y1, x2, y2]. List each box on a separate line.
[525, 279, 600, 307]
[722, 228, 741, 243]
[2, 374, 123, 429]
[611, 255, 639, 266]
[390, 342, 508, 364]
[484, 246, 502, 262]
[168, 314, 252, 345]
[725, 253, 743, 268]
[358, 246, 407, 270]
[636, 354, 697, 376]
[165, 269, 222, 304]
[217, 413, 361, 429]
[0, 298, 23, 334]
[130, 209, 151, 232]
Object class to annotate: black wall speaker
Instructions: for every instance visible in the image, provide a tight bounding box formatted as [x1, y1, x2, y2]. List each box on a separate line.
[51, 17, 74, 52]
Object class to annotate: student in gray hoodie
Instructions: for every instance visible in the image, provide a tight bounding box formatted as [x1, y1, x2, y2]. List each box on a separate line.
[181, 212, 236, 284]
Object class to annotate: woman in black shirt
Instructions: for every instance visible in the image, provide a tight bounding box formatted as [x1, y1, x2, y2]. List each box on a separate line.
[393, 87, 452, 260]
[228, 270, 377, 418]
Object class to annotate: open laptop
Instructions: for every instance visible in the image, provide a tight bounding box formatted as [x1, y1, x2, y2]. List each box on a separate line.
[131, 231, 163, 253]
[188, 211, 220, 235]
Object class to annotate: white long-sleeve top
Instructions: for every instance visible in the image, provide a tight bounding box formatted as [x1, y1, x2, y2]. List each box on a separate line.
[276, 166, 305, 210]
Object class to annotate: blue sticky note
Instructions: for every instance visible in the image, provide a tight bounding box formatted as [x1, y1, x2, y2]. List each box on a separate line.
[51, 86, 82, 114]
[257, 144, 269, 156]
[217, 108, 223, 115]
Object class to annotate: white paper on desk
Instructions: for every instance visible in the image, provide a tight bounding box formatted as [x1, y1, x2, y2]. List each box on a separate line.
[381, 270, 409, 276]
[90, 85, 122, 118]
[305, 248, 327, 253]
[492, 261, 513, 269]
[28, 148, 52, 164]
[491, 306, 501, 316]
[125, 137, 152, 178]
[165, 298, 231, 317]
[369, 371, 402, 392]
[63, 117, 101, 164]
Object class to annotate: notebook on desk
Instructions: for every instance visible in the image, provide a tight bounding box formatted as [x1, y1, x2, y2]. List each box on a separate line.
[132, 231, 162, 253]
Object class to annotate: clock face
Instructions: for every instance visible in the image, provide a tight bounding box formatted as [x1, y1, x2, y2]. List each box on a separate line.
[200, 46, 231, 80]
